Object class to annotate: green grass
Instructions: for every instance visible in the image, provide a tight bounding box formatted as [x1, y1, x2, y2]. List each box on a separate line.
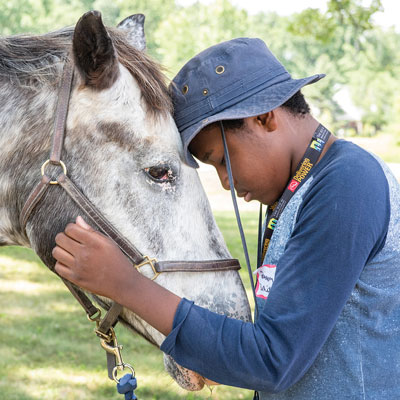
[0, 211, 258, 400]
[214, 211, 259, 311]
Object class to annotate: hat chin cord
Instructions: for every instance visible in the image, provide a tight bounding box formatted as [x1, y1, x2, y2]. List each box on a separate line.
[219, 121, 260, 320]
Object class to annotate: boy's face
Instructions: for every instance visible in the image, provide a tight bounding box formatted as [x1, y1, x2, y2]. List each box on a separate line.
[189, 115, 293, 205]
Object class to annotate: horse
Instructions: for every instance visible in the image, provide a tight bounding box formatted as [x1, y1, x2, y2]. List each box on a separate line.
[0, 11, 251, 391]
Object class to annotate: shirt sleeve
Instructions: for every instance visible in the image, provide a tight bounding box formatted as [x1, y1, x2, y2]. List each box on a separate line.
[160, 154, 390, 393]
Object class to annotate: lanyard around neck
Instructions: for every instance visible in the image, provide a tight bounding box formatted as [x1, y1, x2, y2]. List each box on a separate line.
[260, 124, 331, 262]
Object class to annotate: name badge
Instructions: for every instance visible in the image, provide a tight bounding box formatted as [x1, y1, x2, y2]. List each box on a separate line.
[254, 264, 276, 299]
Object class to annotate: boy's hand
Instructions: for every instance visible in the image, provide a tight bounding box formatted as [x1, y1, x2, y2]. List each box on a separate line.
[52, 216, 133, 299]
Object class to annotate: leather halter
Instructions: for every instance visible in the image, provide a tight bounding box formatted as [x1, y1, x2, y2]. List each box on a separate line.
[19, 57, 240, 378]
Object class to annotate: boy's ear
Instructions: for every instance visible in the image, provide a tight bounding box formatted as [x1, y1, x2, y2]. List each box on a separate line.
[257, 111, 277, 132]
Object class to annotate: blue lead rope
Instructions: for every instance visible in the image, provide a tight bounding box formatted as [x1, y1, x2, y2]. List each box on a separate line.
[117, 373, 137, 400]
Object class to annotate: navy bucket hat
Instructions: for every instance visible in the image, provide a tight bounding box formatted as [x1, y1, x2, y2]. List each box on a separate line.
[171, 37, 325, 168]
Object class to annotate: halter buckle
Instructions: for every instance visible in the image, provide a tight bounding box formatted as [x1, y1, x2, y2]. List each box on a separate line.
[135, 256, 159, 280]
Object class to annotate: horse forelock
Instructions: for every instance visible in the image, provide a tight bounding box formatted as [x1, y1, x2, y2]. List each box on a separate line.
[0, 26, 172, 117]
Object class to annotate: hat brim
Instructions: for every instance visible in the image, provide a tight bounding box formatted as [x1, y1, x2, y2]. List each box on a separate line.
[181, 73, 325, 168]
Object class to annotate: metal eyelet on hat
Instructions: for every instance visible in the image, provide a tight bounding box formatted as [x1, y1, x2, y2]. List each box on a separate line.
[202, 89, 209, 96]
[215, 65, 225, 74]
[182, 84, 189, 95]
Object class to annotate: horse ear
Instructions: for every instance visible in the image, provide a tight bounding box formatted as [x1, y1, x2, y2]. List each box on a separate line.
[72, 10, 119, 90]
[117, 14, 146, 51]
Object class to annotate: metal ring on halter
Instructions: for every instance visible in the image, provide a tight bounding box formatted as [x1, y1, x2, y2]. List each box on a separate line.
[87, 308, 101, 322]
[41, 159, 67, 185]
[112, 363, 135, 383]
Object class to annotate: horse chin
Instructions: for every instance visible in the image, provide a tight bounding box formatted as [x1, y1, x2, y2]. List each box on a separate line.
[163, 354, 207, 391]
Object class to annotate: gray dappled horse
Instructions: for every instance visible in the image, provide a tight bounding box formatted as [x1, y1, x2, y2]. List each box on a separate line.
[0, 11, 251, 391]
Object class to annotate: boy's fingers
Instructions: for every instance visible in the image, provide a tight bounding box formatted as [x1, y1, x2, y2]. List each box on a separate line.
[55, 232, 81, 256]
[52, 245, 75, 268]
[64, 222, 96, 243]
[54, 261, 74, 281]
[76, 216, 94, 231]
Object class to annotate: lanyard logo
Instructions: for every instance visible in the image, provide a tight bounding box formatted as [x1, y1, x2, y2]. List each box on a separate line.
[288, 179, 300, 192]
[267, 218, 278, 230]
[293, 158, 313, 183]
[310, 138, 325, 152]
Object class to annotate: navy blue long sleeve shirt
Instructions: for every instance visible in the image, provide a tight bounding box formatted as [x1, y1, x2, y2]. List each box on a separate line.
[161, 141, 400, 398]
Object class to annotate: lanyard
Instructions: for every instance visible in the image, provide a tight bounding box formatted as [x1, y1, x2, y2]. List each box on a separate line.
[260, 124, 331, 262]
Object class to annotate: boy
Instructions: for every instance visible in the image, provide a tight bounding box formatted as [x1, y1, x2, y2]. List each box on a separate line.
[53, 38, 400, 398]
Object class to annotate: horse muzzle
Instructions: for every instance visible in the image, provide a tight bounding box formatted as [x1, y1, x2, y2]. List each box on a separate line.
[163, 354, 219, 391]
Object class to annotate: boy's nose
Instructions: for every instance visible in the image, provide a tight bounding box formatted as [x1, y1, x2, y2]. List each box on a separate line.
[217, 168, 234, 191]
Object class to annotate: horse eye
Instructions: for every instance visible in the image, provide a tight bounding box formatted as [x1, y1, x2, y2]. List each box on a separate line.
[144, 165, 174, 183]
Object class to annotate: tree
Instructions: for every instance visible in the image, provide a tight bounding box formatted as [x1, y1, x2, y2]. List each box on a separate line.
[0, 0, 98, 35]
[153, 0, 250, 76]
[2, 0, 398, 136]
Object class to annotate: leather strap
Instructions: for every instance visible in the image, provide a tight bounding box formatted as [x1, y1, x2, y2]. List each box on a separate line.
[57, 174, 241, 274]
[98, 302, 123, 334]
[20, 175, 51, 229]
[50, 57, 74, 164]
[62, 278, 100, 317]
[156, 259, 240, 273]
[57, 173, 145, 265]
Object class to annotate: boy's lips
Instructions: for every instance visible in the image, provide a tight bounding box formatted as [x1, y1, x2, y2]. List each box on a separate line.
[237, 191, 252, 202]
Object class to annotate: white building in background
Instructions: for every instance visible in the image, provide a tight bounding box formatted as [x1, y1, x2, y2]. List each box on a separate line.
[333, 87, 364, 137]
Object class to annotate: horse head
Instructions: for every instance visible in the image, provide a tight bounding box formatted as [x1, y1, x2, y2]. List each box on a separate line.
[0, 11, 251, 390]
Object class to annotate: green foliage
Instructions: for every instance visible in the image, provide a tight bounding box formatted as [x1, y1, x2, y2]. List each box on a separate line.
[154, 0, 251, 75]
[0, 0, 399, 138]
[274, 0, 399, 134]
[0, 0, 97, 35]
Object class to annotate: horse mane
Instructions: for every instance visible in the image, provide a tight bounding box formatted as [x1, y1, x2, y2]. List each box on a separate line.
[0, 26, 172, 116]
